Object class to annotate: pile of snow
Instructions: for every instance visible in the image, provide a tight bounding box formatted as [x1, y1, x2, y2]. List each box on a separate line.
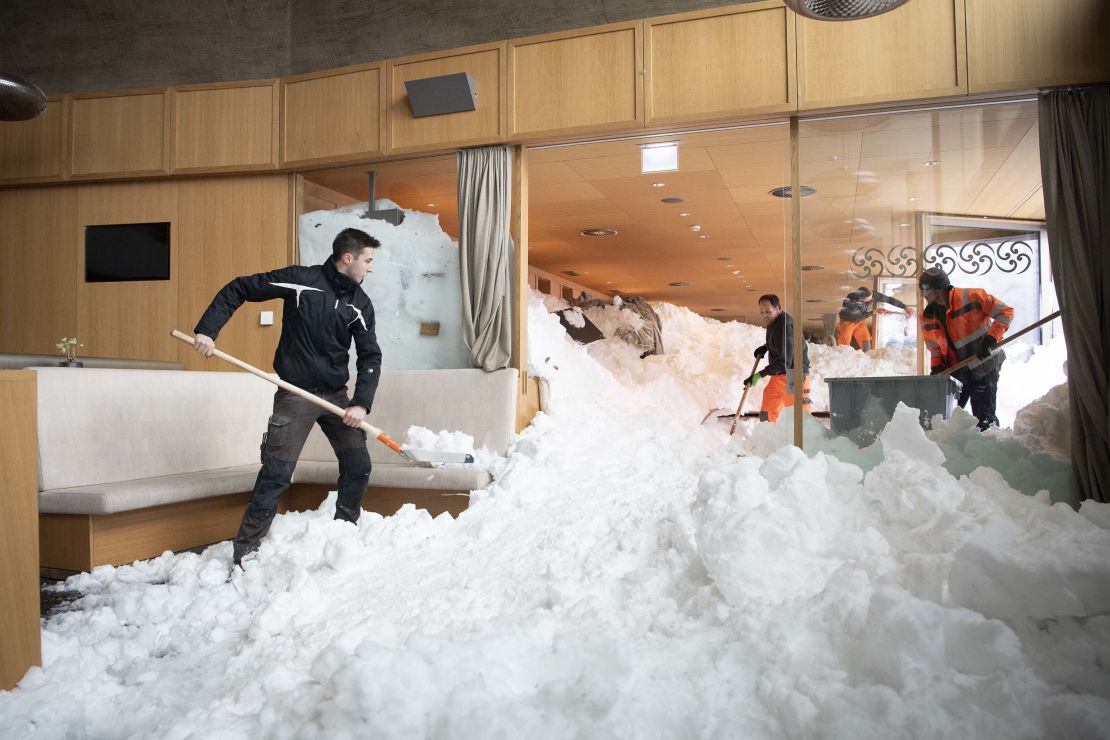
[2, 291, 1104, 740]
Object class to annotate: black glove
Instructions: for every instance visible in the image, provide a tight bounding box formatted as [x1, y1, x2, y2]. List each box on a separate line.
[977, 335, 997, 360]
[930, 366, 944, 376]
[753, 345, 767, 360]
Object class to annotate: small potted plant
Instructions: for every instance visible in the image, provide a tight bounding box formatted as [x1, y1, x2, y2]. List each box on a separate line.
[56, 337, 84, 367]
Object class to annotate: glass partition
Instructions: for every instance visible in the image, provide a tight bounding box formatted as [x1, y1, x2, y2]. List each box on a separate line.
[799, 100, 1064, 446]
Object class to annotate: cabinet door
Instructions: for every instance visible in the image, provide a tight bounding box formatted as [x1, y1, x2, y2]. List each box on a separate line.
[647, 2, 795, 125]
[389, 45, 505, 154]
[0, 99, 67, 184]
[172, 82, 279, 172]
[509, 24, 642, 139]
[283, 66, 383, 166]
[798, 0, 967, 109]
[70, 92, 167, 178]
[967, 0, 1110, 93]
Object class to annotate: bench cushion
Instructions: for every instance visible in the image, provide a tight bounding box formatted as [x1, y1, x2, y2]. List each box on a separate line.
[300, 368, 518, 465]
[32, 367, 273, 491]
[293, 460, 491, 491]
[38, 465, 261, 515]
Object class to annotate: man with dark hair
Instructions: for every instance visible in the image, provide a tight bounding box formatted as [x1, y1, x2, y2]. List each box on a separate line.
[192, 227, 383, 568]
[746, 293, 812, 422]
[918, 266, 1014, 430]
[835, 286, 914, 351]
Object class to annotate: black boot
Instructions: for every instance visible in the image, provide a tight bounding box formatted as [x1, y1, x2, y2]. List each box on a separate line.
[232, 455, 297, 563]
[334, 447, 371, 524]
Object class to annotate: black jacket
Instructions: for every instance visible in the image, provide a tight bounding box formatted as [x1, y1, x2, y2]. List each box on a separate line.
[762, 311, 809, 376]
[194, 260, 382, 411]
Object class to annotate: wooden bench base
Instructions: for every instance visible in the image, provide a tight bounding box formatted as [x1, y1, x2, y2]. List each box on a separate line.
[40, 484, 471, 572]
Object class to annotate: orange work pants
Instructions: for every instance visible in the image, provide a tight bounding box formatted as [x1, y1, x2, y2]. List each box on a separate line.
[759, 373, 812, 422]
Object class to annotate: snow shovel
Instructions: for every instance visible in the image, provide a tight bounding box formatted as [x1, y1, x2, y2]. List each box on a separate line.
[729, 356, 764, 436]
[938, 310, 1061, 378]
[171, 330, 473, 467]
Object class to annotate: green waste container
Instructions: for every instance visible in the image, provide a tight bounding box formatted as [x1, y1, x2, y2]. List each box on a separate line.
[826, 375, 961, 441]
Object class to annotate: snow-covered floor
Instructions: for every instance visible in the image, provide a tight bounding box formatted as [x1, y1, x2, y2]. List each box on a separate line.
[2, 293, 1106, 740]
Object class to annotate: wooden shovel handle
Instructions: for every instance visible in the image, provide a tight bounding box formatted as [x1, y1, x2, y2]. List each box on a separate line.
[729, 355, 763, 435]
[939, 310, 1062, 377]
[171, 329, 407, 457]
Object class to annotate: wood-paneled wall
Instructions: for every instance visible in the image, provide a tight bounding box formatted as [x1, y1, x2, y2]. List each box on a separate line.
[509, 24, 642, 138]
[69, 91, 168, 178]
[966, 0, 1110, 93]
[647, 2, 795, 124]
[177, 175, 291, 371]
[172, 81, 280, 172]
[388, 45, 506, 153]
[0, 99, 67, 184]
[0, 371, 40, 691]
[0, 187, 78, 354]
[0, 0, 1106, 182]
[76, 181, 180, 362]
[283, 65, 384, 166]
[797, 0, 967, 109]
[0, 175, 292, 370]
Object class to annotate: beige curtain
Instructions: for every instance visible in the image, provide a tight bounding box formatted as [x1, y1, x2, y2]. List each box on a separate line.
[1039, 85, 1110, 503]
[457, 145, 513, 371]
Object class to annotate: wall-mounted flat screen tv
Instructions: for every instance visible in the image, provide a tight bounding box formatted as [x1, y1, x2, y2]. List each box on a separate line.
[85, 222, 171, 282]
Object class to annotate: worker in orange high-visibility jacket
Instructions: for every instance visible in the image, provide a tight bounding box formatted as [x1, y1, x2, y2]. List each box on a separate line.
[918, 267, 1014, 430]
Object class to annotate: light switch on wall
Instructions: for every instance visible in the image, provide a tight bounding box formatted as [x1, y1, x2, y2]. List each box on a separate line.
[260, 311, 274, 326]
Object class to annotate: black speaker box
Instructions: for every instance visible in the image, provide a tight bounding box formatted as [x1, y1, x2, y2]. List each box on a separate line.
[404, 72, 477, 118]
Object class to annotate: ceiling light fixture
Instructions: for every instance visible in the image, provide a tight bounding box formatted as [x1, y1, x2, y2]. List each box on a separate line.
[652, 182, 665, 188]
[689, 224, 701, 232]
[924, 160, 940, 167]
[800, 265, 825, 271]
[580, 228, 618, 237]
[669, 282, 691, 287]
[769, 185, 816, 198]
[640, 141, 680, 173]
[661, 197, 685, 204]
[679, 211, 689, 216]
[699, 235, 709, 239]
[716, 256, 732, 261]
[909, 196, 919, 202]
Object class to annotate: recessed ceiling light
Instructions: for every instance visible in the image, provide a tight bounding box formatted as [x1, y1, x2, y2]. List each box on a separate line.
[800, 265, 824, 271]
[652, 182, 665, 188]
[769, 185, 816, 198]
[699, 235, 709, 239]
[924, 160, 940, 167]
[745, 288, 758, 292]
[580, 228, 618, 237]
[661, 197, 685, 204]
[605, 281, 613, 285]
[669, 282, 691, 287]
[679, 212, 689, 217]
[640, 141, 680, 173]
[689, 224, 701, 232]
[426, 202, 436, 207]
[710, 308, 726, 312]
[731, 270, 741, 275]
[909, 196, 919, 202]
[900, 223, 910, 227]
[716, 256, 732, 261]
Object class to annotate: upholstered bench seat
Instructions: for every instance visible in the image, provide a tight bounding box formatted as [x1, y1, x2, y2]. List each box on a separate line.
[292, 460, 491, 491]
[37, 465, 262, 515]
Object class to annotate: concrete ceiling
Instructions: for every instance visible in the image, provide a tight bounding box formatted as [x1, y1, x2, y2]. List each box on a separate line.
[304, 99, 1043, 331]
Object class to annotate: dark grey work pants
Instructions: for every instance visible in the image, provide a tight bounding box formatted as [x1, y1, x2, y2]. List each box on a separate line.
[232, 388, 371, 563]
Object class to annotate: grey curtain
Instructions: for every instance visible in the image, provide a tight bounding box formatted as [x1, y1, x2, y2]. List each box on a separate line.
[1039, 85, 1110, 503]
[457, 145, 513, 371]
